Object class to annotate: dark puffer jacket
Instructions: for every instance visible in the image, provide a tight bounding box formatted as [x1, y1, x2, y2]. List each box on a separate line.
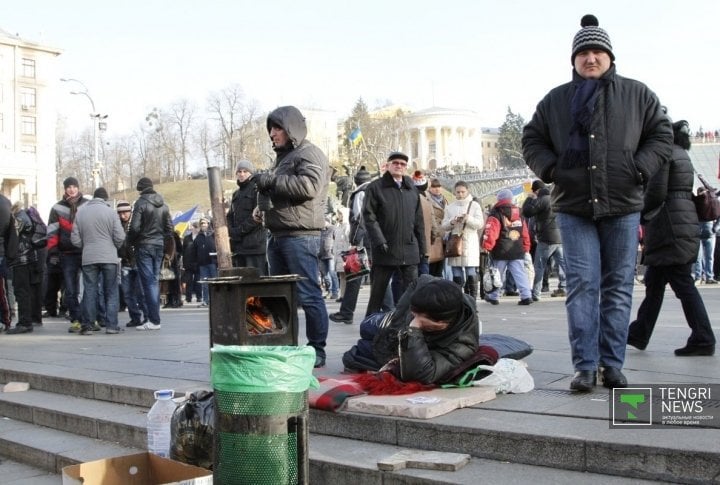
[362, 171, 425, 266]
[521, 188, 561, 244]
[263, 106, 330, 236]
[372, 275, 479, 384]
[128, 189, 173, 248]
[227, 177, 266, 255]
[522, 65, 673, 219]
[640, 145, 699, 267]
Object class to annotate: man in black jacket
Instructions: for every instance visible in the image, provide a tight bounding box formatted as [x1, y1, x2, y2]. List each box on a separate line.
[0, 194, 12, 329]
[522, 180, 567, 301]
[127, 177, 173, 330]
[253, 106, 331, 368]
[363, 151, 425, 316]
[227, 159, 267, 274]
[522, 15, 673, 391]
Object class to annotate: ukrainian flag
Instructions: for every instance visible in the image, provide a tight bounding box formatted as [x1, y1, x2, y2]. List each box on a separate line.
[173, 205, 198, 235]
[348, 128, 363, 147]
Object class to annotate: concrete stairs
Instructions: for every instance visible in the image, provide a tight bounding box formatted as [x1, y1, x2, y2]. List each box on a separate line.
[0, 363, 715, 484]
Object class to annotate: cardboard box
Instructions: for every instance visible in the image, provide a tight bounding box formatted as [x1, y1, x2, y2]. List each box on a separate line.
[62, 452, 212, 485]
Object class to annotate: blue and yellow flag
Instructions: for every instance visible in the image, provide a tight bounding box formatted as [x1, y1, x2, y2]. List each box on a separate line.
[173, 205, 198, 235]
[348, 128, 363, 146]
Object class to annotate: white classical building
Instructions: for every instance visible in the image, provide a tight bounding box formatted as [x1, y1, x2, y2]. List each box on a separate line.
[0, 28, 61, 219]
[365, 105, 499, 172]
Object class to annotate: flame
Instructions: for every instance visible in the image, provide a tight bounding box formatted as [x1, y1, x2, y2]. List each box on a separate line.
[246, 297, 275, 334]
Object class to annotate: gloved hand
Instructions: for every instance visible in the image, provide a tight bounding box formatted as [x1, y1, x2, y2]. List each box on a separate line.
[255, 173, 275, 192]
[48, 254, 60, 266]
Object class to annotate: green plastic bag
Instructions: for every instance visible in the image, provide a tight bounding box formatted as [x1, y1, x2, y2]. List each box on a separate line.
[211, 345, 319, 393]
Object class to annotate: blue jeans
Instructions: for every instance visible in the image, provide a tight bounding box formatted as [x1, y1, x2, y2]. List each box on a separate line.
[198, 263, 218, 304]
[556, 212, 640, 371]
[695, 237, 716, 280]
[135, 245, 164, 325]
[81, 263, 120, 330]
[267, 235, 328, 359]
[121, 266, 147, 323]
[532, 242, 567, 298]
[319, 258, 339, 296]
[60, 253, 83, 322]
[486, 259, 532, 300]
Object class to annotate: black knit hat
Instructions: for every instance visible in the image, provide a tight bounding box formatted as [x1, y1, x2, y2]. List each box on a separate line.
[136, 177, 153, 192]
[571, 14, 614, 64]
[410, 279, 464, 323]
[93, 187, 109, 200]
[354, 166, 371, 185]
[63, 177, 79, 189]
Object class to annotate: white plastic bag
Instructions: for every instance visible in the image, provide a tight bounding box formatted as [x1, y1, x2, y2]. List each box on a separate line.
[472, 358, 535, 394]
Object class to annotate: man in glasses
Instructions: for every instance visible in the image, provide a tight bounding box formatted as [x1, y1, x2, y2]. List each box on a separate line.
[362, 152, 425, 315]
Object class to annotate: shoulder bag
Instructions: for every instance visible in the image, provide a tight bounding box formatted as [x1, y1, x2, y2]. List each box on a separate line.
[444, 201, 473, 258]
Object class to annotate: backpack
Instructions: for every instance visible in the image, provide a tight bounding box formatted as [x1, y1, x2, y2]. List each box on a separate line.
[26, 207, 48, 249]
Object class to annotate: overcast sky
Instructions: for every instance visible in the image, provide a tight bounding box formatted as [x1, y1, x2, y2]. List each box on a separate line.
[4, 0, 719, 135]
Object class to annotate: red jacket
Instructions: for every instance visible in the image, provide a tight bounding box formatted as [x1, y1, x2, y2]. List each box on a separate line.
[481, 200, 530, 259]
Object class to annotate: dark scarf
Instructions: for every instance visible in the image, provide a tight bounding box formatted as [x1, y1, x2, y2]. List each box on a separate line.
[63, 192, 83, 219]
[563, 76, 610, 168]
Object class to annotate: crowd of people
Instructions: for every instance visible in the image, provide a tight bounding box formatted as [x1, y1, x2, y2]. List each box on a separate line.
[0, 15, 717, 390]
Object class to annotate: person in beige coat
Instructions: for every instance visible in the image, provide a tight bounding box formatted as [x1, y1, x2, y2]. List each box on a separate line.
[441, 181, 484, 298]
[427, 178, 448, 277]
[412, 170, 439, 276]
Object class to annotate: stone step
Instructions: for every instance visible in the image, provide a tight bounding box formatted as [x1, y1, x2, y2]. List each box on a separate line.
[1, 368, 718, 483]
[0, 416, 659, 485]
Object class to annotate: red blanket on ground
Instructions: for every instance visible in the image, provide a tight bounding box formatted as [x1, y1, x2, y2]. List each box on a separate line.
[308, 377, 366, 411]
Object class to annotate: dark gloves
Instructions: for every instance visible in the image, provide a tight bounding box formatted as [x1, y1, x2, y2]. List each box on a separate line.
[255, 173, 275, 192]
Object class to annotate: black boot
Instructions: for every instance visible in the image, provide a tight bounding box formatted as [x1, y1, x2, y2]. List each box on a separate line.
[466, 275, 478, 299]
[453, 277, 463, 288]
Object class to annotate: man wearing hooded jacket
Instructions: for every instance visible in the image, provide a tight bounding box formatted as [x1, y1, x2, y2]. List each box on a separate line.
[254, 106, 331, 368]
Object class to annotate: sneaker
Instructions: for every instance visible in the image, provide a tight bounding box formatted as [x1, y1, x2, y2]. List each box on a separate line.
[136, 322, 161, 331]
[314, 355, 326, 368]
[68, 321, 82, 333]
[330, 294, 339, 300]
[79, 326, 94, 335]
[551, 288, 566, 297]
[705, 279, 718, 285]
[532, 295, 540, 302]
[6, 325, 33, 334]
[105, 327, 124, 334]
[484, 297, 499, 306]
[199, 302, 208, 308]
[125, 320, 143, 328]
[41, 310, 58, 318]
[541, 285, 550, 293]
[518, 298, 534, 306]
[92, 322, 102, 331]
[504, 290, 519, 297]
[674, 344, 715, 356]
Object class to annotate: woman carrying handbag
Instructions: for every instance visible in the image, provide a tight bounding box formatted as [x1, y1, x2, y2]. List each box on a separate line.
[441, 181, 484, 298]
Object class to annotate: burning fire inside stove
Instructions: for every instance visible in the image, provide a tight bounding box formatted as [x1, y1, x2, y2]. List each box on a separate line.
[245, 296, 279, 334]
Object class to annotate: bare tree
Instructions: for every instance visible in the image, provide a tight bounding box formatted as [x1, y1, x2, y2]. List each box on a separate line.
[206, 84, 261, 178]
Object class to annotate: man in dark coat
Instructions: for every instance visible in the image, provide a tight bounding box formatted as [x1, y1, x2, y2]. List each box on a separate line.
[522, 15, 673, 391]
[362, 151, 425, 316]
[0, 194, 12, 329]
[127, 177, 173, 330]
[227, 159, 267, 274]
[522, 180, 567, 300]
[253, 105, 331, 368]
[628, 120, 715, 356]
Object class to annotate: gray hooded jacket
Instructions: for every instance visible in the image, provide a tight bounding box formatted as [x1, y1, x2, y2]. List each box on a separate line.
[264, 106, 330, 236]
[71, 198, 125, 265]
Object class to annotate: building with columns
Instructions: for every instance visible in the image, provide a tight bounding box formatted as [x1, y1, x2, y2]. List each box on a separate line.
[0, 28, 61, 219]
[365, 105, 500, 172]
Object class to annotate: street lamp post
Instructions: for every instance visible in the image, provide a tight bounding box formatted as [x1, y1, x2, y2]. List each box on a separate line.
[60, 78, 108, 189]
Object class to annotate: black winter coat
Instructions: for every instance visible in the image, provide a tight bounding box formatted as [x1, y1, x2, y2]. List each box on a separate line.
[227, 178, 266, 255]
[194, 231, 217, 266]
[128, 190, 173, 248]
[362, 172, 425, 266]
[521, 188, 561, 244]
[641, 145, 699, 267]
[372, 275, 479, 384]
[522, 65, 673, 219]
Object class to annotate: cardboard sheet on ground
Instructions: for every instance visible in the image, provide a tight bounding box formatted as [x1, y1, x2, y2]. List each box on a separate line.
[345, 386, 495, 419]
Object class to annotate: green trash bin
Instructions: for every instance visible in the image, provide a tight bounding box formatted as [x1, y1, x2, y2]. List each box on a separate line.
[211, 345, 319, 485]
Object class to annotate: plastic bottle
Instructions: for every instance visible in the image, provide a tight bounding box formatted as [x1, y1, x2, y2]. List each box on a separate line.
[147, 389, 176, 457]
